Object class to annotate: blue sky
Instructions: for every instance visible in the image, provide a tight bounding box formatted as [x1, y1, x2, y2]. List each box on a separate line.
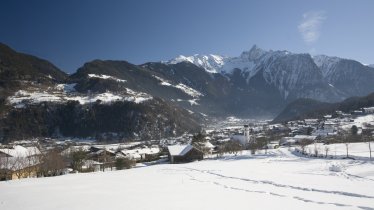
[1, 0, 374, 73]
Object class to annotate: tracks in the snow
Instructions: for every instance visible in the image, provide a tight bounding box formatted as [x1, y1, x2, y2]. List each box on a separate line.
[162, 167, 374, 209]
[183, 167, 374, 199]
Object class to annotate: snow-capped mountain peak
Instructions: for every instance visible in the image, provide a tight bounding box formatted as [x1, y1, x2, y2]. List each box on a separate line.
[167, 45, 269, 75]
[167, 54, 225, 73]
[240, 44, 267, 61]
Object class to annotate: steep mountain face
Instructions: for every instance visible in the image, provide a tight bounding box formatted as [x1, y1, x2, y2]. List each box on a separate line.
[254, 52, 342, 102]
[168, 45, 374, 107]
[0, 43, 201, 142]
[313, 55, 374, 97]
[166, 46, 348, 114]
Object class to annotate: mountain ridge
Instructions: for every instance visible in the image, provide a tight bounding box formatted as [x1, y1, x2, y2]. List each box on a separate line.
[1, 42, 374, 142]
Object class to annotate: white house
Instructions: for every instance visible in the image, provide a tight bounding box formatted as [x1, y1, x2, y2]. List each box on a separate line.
[312, 122, 337, 137]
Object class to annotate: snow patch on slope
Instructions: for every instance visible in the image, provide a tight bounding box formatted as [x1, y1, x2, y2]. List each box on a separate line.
[153, 75, 172, 86]
[56, 83, 77, 93]
[88, 74, 126, 83]
[153, 75, 203, 98]
[7, 88, 152, 107]
[175, 83, 203, 98]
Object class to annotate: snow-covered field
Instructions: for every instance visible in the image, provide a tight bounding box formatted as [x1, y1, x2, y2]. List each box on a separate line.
[304, 142, 373, 159]
[1, 148, 374, 210]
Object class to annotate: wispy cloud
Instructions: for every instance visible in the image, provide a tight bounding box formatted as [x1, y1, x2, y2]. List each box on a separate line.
[298, 11, 326, 44]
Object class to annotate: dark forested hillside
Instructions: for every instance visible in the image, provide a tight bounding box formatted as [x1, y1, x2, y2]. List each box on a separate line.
[273, 92, 374, 122]
[0, 98, 200, 143]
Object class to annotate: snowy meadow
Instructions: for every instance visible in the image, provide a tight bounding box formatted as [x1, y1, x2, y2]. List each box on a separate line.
[1, 148, 374, 210]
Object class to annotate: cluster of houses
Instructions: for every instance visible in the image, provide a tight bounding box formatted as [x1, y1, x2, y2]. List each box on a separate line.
[0, 136, 216, 180]
[2, 108, 374, 181]
[280, 109, 374, 146]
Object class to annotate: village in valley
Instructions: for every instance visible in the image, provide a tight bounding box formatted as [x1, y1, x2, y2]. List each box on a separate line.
[1, 106, 374, 181]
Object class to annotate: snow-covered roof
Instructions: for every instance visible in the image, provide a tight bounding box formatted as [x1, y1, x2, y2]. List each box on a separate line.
[293, 135, 317, 140]
[0, 145, 40, 158]
[204, 141, 215, 149]
[121, 147, 160, 156]
[167, 145, 193, 156]
[0, 146, 41, 170]
[61, 145, 91, 155]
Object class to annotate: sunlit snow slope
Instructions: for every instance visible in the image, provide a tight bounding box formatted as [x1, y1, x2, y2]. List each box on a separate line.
[1, 148, 374, 210]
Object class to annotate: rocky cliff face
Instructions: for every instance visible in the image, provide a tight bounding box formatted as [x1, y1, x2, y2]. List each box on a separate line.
[313, 55, 374, 97]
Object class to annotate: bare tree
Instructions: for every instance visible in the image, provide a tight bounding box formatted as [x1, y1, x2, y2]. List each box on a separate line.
[338, 129, 350, 158]
[0, 150, 12, 181]
[216, 145, 224, 158]
[363, 136, 373, 160]
[247, 137, 267, 155]
[314, 143, 319, 157]
[299, 138, 314, 154]
[222, 141, 243, 156]
[324, 146, 330, 158]
[369, 141, 372, 160]
[0, 155, 6, 180]
[12, 154, 28, 179]
[25, 147, 40, 178]
[40, 149, 67, 177]
[344, 141, 349, 158]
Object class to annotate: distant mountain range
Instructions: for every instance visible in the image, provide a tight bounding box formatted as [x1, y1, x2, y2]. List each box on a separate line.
[0, 42, 373, 141]
[168, 45, 374, 103]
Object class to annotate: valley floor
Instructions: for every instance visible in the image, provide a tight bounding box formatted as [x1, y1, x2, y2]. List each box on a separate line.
[1, 148, 374, 210]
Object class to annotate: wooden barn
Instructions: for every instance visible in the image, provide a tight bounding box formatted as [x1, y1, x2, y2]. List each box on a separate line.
[167, 144, 204, 164]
